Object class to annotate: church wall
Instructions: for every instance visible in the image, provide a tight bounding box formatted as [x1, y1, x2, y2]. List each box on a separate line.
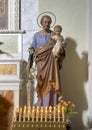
[21, 0, 39, 61]
[88, 0, 92, 129]
[39, 0, 88, 130]
[0, 0, 22, 129]
[21, 0, 39, 106]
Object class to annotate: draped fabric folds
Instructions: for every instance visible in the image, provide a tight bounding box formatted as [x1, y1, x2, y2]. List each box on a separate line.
[34, 41, 65, 100]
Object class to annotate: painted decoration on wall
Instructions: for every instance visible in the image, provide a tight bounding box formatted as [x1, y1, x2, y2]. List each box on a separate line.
[0, 35, 18, 54]
[0, 34, 22, 60]
[0, 0, 8, 29]
[0, 64, 17, 75]
[0, 0, 20, 30]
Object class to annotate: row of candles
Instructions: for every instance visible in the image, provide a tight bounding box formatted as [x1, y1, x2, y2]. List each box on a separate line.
[15, 106, 65, 122]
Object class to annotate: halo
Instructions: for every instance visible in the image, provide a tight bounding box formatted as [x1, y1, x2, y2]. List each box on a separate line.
[37, 11, 56, 28]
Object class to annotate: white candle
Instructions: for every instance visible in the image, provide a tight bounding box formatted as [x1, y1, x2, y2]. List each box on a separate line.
[49, 106, 52, 120]
[28, 111, 30, 121]
[28, 106, 31, 121]
[53, 107, 56, 122]
[45, 107, 48, 122]
[36, 106, 39, 122]
[40, 107, 43, 122]
[49, 106, 52, 113]
[32, 106, 35, 122]
[58, 105, 61, 122]
[62, 106, 65, 122]
[24, 106, 26, 110]
[23, 106, 27, 121]
[23, 110, 26, 121]
[19, 107, 22, 122]
[15, 106, 19, 122]
[28, 106, 31, 112]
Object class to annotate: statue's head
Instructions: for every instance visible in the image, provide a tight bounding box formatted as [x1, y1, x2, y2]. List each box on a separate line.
[40, 15, 52, 30]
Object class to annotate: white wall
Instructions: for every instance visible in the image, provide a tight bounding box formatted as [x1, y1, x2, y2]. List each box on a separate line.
[21, 0, 39, 106]
[39, 0, 88, 130]
[88, 0, 92, 129]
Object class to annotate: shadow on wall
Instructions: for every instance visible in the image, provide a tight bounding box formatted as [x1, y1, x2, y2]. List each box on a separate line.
[60, 37, 88, 130]
[0, 91, 14, 130]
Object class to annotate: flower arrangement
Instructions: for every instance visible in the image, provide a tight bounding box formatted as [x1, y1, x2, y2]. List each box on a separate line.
[58, 100, 78, 117]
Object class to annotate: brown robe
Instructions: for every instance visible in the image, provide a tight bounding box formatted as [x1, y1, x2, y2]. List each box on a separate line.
[34, 41, 65, 100]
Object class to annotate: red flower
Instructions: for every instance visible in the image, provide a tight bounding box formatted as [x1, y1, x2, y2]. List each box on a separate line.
[72, 104, 76, 108]
[68, 101, 72, 104]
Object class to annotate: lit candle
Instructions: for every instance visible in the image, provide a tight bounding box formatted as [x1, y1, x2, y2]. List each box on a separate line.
[40, 107, 43, 122]
[23, 110, 26, 122]
[32, 106, 35, 122]
[45, 107, 48, 122]
[28, 106, 31, 112]
[49, 106, 52, 121]
[24, 106, 26, 111]
[19, 107, 22, 122]
[49, 106, 52, 113]
[58, 105, 61, 122]
[53, 106, 56, 122]
[23, 106, 27, 121]
[15, 106, 19, 122]
[28, 106, 31, 121]
[62, 106, 65, 122]
[36, 106, 39, 122]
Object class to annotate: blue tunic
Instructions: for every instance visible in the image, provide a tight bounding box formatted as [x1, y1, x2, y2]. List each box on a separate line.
[31, 32, 51, 50]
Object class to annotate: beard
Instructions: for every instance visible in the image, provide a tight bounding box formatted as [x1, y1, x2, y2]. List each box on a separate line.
[43, 25, 50, 30]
